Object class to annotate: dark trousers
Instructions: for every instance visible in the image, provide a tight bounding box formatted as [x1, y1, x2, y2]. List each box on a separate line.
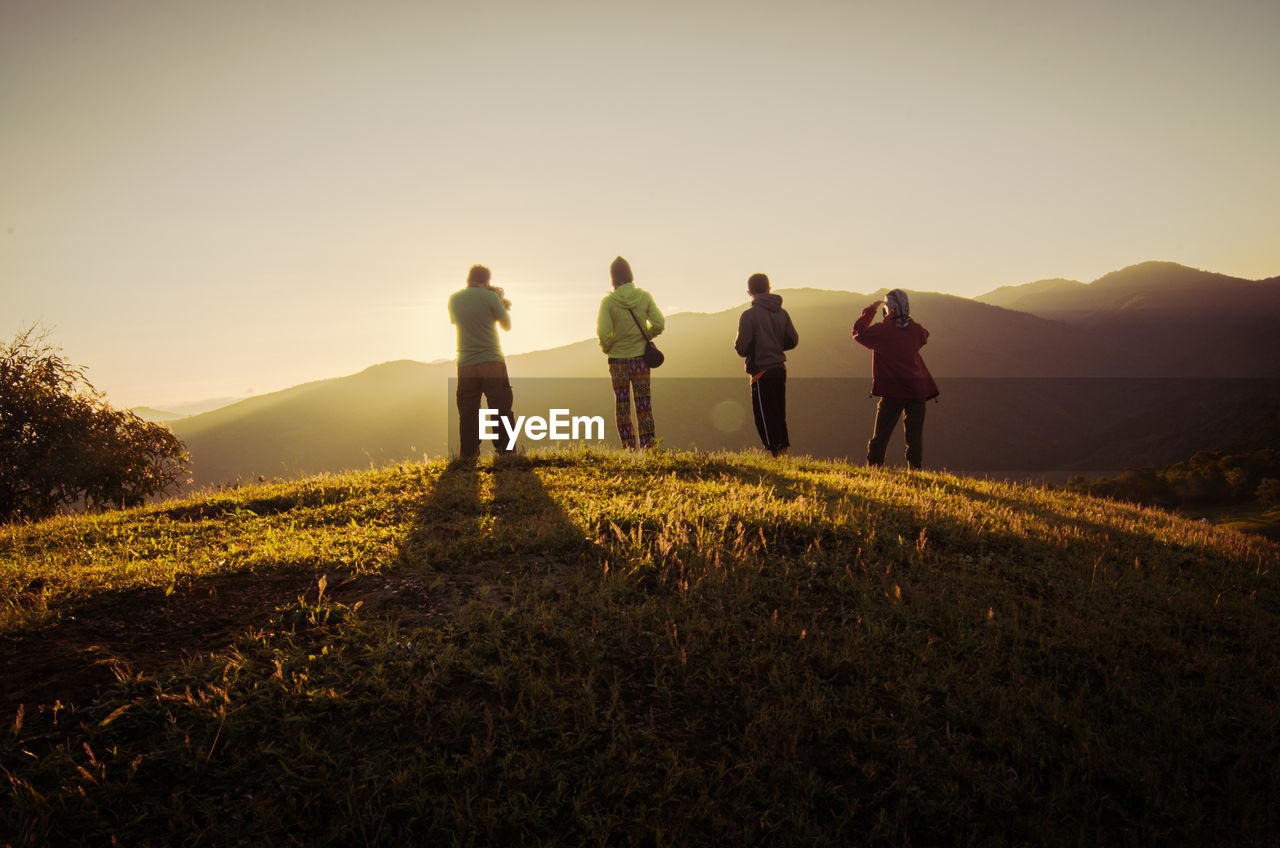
[457, 361, 514, 458]
[866, 397, 926, 469]
[751, 367, 789, 453]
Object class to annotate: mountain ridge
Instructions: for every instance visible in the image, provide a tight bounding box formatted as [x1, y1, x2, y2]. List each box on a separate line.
[166, 261, 1280, 485]
[975, 260, 1280, 319]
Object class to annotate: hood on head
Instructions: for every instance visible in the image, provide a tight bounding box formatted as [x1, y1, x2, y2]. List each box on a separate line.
[886, 289, 912, 327]
[752, 292, 784, 312]
[607, 281, 644, 308]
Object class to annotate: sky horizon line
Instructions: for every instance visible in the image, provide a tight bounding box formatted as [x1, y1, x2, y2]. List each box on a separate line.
[8, 1, 1277, 409]
[115, 256, 1278, 412]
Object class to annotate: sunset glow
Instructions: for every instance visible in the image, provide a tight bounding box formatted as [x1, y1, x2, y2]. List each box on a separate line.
[4, 0, 1278, 408]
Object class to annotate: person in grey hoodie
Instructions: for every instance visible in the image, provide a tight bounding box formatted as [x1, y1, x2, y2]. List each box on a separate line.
[597, 256, 665, 448]
[734, 273, 799, 457]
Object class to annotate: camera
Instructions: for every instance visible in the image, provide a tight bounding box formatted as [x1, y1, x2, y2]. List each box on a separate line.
[488, 284, 512, 309]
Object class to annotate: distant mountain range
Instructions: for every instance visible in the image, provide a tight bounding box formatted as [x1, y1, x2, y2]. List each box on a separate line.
[167, 262, 1280, 486]
[130, 407, 188, 423]
[977, 260, 1280, 321]
[132, 397, 248, 422]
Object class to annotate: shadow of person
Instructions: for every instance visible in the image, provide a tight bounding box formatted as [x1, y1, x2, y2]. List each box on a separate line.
[489, 456, 593, 561]
[400, 458, 483, 568]
[398, 455, 594, 607]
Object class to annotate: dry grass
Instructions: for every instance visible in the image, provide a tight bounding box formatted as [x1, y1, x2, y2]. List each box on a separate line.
[2, 448, 1277, 846]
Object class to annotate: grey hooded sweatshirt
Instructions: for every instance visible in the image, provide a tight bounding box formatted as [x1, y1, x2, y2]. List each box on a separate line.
[734, 293, 799, 374]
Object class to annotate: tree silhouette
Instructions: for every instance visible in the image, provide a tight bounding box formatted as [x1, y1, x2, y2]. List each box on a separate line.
[0, 327, 189, 522]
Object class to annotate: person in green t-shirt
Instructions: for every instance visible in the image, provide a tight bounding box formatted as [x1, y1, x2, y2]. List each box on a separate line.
[447, 265, 514, 458]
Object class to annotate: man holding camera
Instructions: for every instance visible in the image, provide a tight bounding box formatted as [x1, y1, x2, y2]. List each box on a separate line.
[448, 264, 514, 459]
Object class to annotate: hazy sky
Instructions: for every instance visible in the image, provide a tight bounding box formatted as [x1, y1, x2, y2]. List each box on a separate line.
[4, 0, 1278, 408]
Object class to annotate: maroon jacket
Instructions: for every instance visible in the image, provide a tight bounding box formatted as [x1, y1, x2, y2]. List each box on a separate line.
[851, 304, 940, 400]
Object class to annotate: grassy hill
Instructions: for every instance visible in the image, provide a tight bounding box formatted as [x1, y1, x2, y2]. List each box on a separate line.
[3, 449, 1277, 845]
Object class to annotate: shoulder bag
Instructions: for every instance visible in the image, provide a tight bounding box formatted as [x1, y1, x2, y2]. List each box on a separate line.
[627, 308, 665, 369]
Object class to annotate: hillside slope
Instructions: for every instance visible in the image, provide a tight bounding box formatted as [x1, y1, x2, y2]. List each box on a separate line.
[976, 261, 1280, 379]
[171, 359, 450, 484]
[169, 269, 1280, 485]
[179, 289, 1102, 483]
[3, 449, 1277, 846]
[976, 260, 1280, 324]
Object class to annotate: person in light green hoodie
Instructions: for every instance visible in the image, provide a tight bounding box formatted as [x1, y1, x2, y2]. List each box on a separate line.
[597, 256, 665, 448]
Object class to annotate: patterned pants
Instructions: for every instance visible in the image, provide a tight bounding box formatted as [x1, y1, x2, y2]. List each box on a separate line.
[608, 357, 654, 449]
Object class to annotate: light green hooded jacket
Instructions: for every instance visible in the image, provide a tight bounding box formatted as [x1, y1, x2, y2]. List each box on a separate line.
[597, 282, 665, 359]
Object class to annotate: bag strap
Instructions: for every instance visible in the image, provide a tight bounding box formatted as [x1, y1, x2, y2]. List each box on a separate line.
[626, 308, 650, 342]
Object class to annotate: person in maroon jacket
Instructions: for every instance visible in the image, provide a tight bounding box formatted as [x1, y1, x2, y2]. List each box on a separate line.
[851, 289, 939, 470]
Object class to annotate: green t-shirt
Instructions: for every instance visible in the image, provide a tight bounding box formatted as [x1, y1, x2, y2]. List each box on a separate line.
[448, 287, 509, 367]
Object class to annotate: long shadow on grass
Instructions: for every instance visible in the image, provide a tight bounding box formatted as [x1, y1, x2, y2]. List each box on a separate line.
[695, 459, 1271, 572]
[917, 474, 1278, 578]
[658, 460, 1279, 843]
[2, 456, 597, 717]
[0, 567, 464, 719]
[399, 458, 483, 566]
[0, 571, 323, 716]
[398, 457, 595, 604]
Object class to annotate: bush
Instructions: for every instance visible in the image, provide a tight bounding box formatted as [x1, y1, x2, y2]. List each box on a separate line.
[0, 327, 189, 522]
[1078, 441, 1280, 509]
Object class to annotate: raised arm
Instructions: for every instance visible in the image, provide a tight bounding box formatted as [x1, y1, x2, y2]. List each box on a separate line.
[851, 300, 883, 348]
